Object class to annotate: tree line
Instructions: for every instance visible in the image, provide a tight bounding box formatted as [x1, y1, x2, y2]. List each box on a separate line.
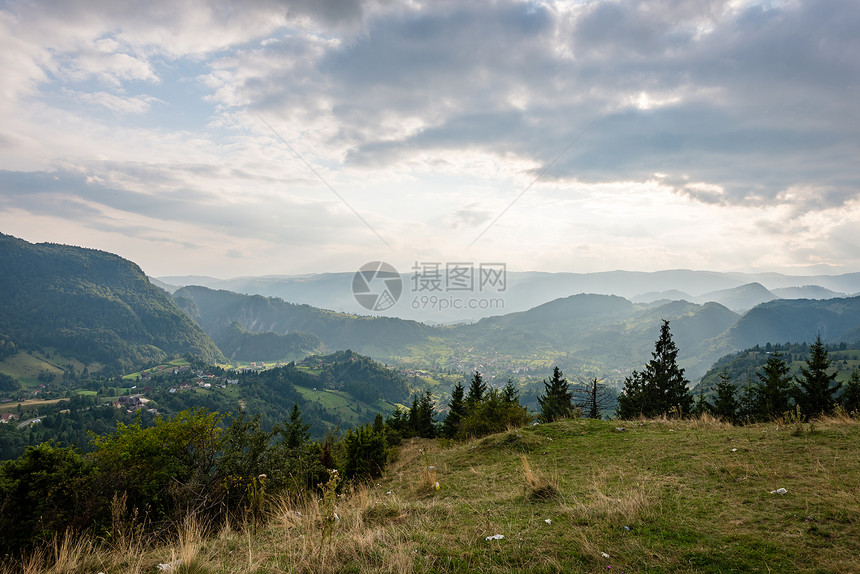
[615, 320, 859, 422]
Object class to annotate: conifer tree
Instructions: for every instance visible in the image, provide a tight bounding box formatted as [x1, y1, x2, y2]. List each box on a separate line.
[465, 371, 486, 410]
[441, 382, 466, 439]
[616, 320, 692, 418]
[538, 366, 574, 422]
[408, 390, 437, 438]
[840, 369, 860, 413]
[712, 371, 738, 423]
[502, 379, 519, 404]
[282, 403, 310, 449]
[754, 351, 793, 421]
[794, 334, 840, 417]
[691, 386, 712, 417]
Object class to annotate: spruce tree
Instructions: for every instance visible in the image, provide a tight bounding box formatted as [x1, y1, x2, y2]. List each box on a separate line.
[840, 369, 860, 413]
[282, 403, 310, 449]
[441, 382, 466, 438]
[408, 390, 436, 438]
[538, 366, 574, 422]
[465, 371, 486, 410]
[616, 320, 692, 418]
[712, 371, 738, 423]
[795, 334, 841, 417]
[754, 351, 793, 421]
[502, 379, 519, 404]
[691, 386, 712, 417]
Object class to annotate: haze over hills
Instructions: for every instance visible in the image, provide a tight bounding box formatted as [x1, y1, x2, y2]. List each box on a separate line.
[158, 269, 860, 323]
[4, 232, 860, 388]
[172, 285, 439, 359]
[170, 283, 860, 383]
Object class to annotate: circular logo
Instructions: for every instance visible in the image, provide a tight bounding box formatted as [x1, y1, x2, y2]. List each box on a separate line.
[352, 261, 402, 311]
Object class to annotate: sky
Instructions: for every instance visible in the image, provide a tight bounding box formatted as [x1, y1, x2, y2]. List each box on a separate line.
[0, 0, 858, 278]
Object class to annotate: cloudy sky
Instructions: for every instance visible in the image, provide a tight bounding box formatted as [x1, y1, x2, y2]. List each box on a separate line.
[1, 0, 858, 278]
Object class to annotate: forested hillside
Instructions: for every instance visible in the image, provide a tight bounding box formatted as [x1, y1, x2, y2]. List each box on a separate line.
[173, 285, 438, 357]
[0, 234, 224, 372]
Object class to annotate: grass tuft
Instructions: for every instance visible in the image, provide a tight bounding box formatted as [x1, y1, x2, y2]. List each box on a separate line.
[521, 455, 560, 501]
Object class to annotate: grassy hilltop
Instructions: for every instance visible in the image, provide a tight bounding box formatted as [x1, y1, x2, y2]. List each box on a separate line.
[7, 414, 859, 574]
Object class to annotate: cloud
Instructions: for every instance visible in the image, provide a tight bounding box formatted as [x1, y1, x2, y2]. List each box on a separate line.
[71, 90, 161, 114]
[2, 0, 859, 274]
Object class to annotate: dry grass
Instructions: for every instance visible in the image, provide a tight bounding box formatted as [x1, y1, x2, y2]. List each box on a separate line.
[5, 417, 860, 573]
[521, 455, 559, 501]
[562, 465, 659, 525]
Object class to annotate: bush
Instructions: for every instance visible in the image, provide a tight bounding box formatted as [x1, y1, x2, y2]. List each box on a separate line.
[342, 425, 388, 480]
[0, 442, 96, 552]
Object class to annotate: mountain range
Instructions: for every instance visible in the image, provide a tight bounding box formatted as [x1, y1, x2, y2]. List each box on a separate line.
[157, 269, 860, 323]
[4, 233, 860, 386]
[171, 284, 860, 383]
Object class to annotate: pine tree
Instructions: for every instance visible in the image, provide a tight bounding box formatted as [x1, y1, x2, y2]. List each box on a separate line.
[616, 320, 692, 419]
[840, 369, 860, 413]
[282, 403, 310, 449]
[502, 379, 519, 404]
[691, 386, 712, 417]
[441, 382, 466, 439]
[794, 334, 841, 417]
[754, 352, 793, 421]
[712, 371, 738, 423]
[538, 366, 574, 422]
[408, 390, 436, 438]
[465, 370, 486, 410]
[372, 412, 385, 434]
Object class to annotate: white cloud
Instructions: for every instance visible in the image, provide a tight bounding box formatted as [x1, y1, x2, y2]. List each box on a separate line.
[0, 0, 859, 276]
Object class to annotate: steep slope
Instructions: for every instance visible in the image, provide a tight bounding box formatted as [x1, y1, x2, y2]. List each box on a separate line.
[699, 296, 860, 369]
[0, 233, 224, 372]
[172, 285, 438, 357]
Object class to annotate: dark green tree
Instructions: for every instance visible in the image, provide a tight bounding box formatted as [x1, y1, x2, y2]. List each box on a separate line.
[794, 334, 840, 417]
[502, 379, 519, 404]
[282, 403, 310, 449]
[712, 371, 738, 423]
[465, 371, 486, 411]
[754, 352, 793, 420]
[409, 389, 436, 438]
[0, 442, 96, 553]
[840, 369, 860, 414]
[342, 425, 387, 480]
[372, 412, 385, 434]
[616, 320, 692, 419]
[457, 388, 531, 438]
[691, 387, 712, 417]
[441, 382, 466, 439]
[538, 366, 574, 422]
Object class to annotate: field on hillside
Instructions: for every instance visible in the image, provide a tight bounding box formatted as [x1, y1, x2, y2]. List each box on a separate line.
[7, 414, 859, 574]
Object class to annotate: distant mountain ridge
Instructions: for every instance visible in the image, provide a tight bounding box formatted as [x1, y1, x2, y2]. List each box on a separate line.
[172, 285, 439, 358]
[158, 269, 860, 323]
[0, 233, 224, 372]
